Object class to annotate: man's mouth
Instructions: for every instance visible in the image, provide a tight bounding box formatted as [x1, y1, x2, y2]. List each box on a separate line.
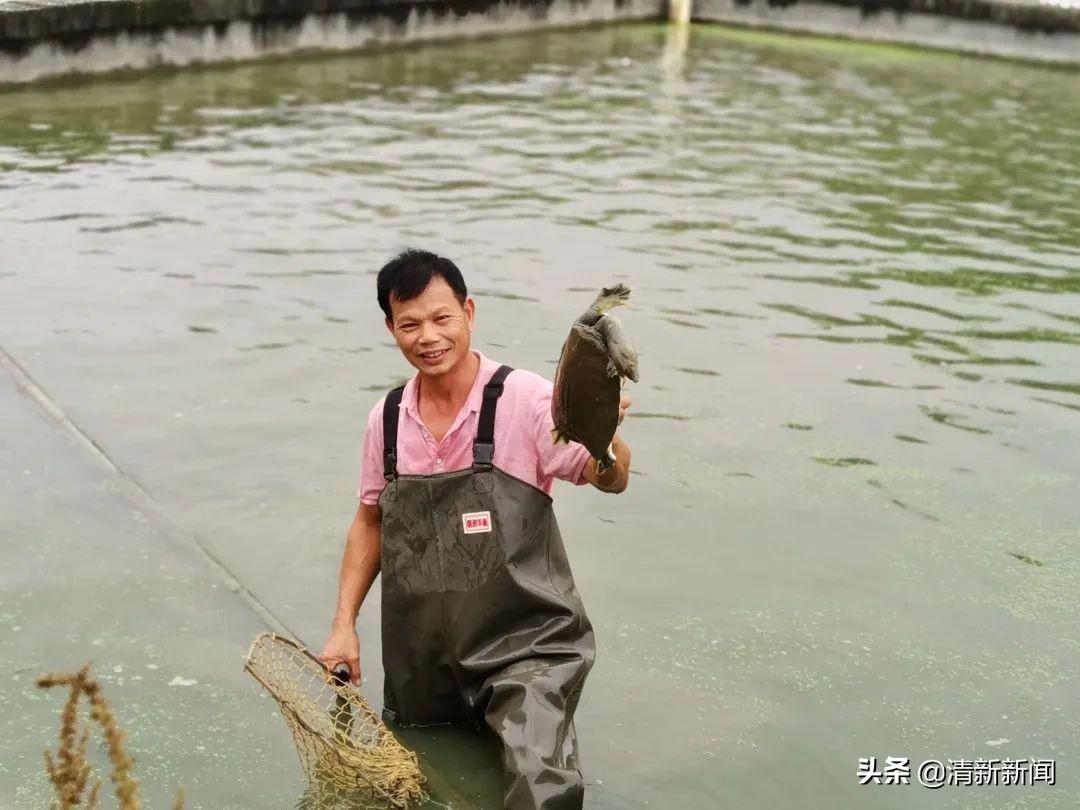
[419, 348, 449, 362]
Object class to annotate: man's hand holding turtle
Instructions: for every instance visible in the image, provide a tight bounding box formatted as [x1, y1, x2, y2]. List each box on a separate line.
[617, 395, 631, 426]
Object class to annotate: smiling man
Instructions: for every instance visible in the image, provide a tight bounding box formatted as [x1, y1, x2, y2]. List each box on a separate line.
[319, 249, 631, 810]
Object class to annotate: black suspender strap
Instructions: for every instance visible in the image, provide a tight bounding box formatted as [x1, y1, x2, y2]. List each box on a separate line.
[382, 385, 405, 481]
[472, 364, 514, 468]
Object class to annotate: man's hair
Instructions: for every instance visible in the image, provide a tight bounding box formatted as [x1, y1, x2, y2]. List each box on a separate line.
[376, 249, 468, 320]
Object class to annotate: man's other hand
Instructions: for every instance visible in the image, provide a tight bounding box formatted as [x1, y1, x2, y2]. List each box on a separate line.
[318, 626, 361, 686]
[617, 395, 631, 425]
[582, 433, 631, 494]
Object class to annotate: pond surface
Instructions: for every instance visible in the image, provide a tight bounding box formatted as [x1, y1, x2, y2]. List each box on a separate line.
[1, 22, 1079, 809]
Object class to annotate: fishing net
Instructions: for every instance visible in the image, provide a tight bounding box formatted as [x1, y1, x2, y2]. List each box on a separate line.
[244, 633, 426, 808]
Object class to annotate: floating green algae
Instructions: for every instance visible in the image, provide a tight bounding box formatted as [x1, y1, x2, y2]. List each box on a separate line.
[694, 22, 959, 65]
[919, 405, 992, 435]
[894, 434, 928, 444]
[813, 456, 877, 468]
[1007, 378, 1080, 397]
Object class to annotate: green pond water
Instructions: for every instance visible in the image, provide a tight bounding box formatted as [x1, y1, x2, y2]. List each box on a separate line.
[2, 22, 1079, 810]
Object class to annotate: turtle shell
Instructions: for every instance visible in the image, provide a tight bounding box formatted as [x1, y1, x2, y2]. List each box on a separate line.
[552, 321, 621, 465]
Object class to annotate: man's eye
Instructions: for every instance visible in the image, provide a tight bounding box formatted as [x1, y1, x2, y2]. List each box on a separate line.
[436, 315, 450, 323]
[400, 323, 416, 331]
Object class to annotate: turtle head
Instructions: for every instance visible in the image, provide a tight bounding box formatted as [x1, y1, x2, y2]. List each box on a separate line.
[590, 284, 632, 316]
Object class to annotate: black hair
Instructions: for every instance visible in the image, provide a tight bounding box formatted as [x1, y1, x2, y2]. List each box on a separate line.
[376, 249, 468, 320]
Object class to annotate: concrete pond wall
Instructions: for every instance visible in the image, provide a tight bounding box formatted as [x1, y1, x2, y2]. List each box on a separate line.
[695, 0, 1080, 66]
[0, 0, 667, 83]
[0, 0, 1077, 83]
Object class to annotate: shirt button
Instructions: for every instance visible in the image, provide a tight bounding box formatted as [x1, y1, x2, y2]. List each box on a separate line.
[436, 458, 444, 466]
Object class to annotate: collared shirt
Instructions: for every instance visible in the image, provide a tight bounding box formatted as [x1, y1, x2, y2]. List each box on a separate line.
[357, 350, 592, 505]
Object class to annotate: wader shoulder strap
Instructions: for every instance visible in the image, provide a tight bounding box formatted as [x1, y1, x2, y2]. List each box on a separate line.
[382, 385, 405, 481]
[473, 364, 514, 468]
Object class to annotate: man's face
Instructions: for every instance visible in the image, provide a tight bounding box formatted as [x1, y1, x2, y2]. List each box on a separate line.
[386, 276, 475, 378]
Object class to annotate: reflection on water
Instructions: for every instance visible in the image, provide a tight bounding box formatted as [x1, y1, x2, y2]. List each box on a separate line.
[2, 20, 1079, 810]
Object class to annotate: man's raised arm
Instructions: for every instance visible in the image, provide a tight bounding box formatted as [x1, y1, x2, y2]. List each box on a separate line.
[318, 502, 382, 685]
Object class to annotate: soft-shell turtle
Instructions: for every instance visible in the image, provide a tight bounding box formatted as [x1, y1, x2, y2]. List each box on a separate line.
[551, 284, 639, 472]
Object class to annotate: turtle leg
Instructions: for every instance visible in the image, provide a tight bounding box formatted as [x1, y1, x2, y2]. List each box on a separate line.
[596, 315, 640, 383]
[605, 359, 619, 379]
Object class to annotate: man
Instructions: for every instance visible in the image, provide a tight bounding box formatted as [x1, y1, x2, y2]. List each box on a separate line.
[319, 249, 631, 810]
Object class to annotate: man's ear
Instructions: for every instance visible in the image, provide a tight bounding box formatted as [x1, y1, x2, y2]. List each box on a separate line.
[385, 316, 394, 335]
[464, 298, 475, 332]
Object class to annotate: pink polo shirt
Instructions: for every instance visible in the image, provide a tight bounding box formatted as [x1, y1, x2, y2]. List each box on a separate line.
[357, 350, 592, 505]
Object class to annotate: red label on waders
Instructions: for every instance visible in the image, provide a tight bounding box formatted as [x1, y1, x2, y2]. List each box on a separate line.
[462, 511, 492, 534]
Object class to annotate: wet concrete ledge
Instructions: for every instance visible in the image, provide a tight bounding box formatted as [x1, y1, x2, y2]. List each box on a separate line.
[0, 0, 666, 82]
[1, 0, 1078, 84]
[695, 0, 1080, 64]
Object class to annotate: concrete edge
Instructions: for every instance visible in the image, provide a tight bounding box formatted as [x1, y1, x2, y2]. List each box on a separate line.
[2, 0, 1078, 84]
[1, 0, 657, 42]
[0, 0, 667, 83]
[695, 0, 1080, 64]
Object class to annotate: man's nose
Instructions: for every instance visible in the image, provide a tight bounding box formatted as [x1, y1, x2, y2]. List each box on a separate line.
[418, 321, 437, 343]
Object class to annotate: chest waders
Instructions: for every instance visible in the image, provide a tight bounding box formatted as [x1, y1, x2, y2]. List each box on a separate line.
[377, 365, 596, 810]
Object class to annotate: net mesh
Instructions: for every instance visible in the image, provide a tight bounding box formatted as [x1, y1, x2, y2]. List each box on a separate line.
[244, 633, 426, 808]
